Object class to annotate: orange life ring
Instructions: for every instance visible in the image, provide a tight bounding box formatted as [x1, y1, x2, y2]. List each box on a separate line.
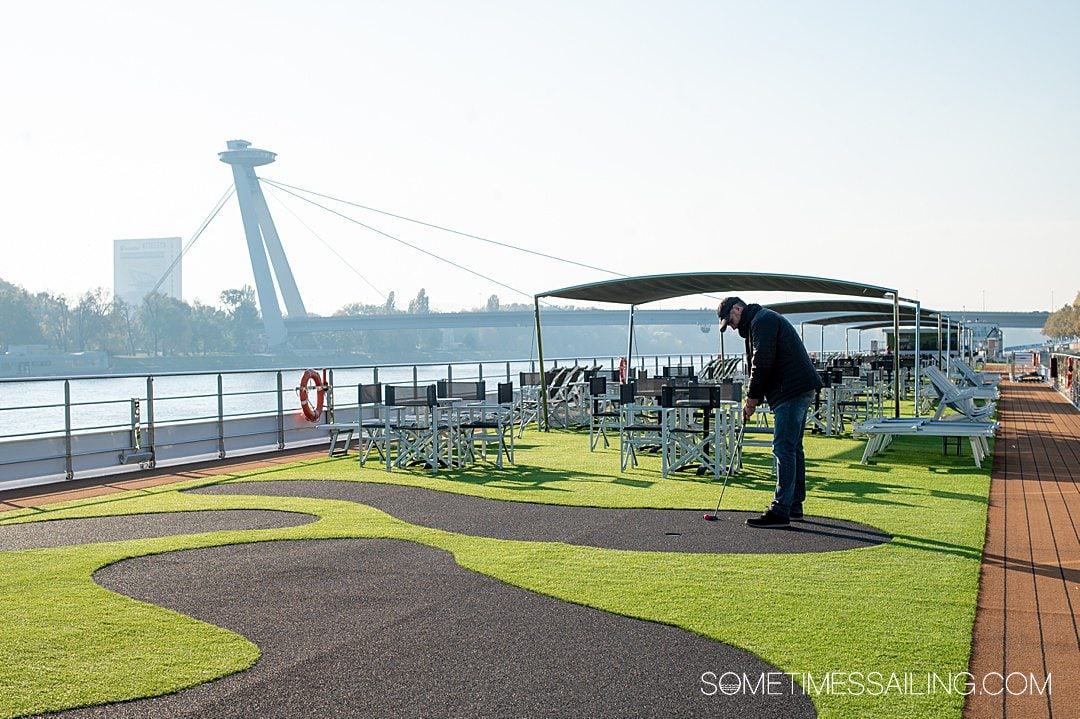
[619, 357, 628, 383]
[298, 369, 325, 422]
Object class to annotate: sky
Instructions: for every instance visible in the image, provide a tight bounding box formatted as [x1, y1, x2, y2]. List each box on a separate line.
[2, 0, 1078, 318]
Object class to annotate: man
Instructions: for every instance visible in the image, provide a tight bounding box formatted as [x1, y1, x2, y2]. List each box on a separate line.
[718, 296, 823, 527]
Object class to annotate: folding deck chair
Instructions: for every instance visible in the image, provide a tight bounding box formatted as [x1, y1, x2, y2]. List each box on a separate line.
[459, 382, 516, 468]
[587, 376, 622, 450]
[517, 371, 542, 437]
[618, 382, 664, 472]
[384, 384, 442, 472]
[356, 383, 388, 466]
[660, 384, 740, 481]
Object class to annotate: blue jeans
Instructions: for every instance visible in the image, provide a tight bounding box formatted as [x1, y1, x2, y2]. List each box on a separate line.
[769, 390, 815, 518]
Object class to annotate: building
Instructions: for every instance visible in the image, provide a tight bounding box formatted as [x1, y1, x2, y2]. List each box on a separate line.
[113, 237, 182, 308]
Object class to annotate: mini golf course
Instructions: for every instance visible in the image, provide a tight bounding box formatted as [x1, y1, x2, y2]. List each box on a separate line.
[0, 427, 991, 718]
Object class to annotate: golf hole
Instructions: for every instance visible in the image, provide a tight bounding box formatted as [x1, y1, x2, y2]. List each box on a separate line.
[665, 532, 682, 536]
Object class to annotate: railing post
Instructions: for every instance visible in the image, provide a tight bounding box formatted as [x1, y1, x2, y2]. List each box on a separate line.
[505, 361, 511, 383]
[130, 398, 141, 451]
[63, 380, 73, 480]
[217, 373, 225, 459]
[412, 365, 419, 390]
[276, 371, 285, 449]
[447, 364, 453, 383]
[327, 368, 335, 424]
[145, 376, 156, 468]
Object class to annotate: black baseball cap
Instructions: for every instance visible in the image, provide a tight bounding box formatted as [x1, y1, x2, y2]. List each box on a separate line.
[717, 296, 744, 331]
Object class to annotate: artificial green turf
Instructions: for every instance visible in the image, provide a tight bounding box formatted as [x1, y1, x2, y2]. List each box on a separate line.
[0, 427, 991, 719]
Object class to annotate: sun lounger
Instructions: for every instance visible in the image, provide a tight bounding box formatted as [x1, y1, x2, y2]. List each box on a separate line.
[953, 360, 1001, 388]
[924, 366, 998, 420]
[856, 417, 998, 468]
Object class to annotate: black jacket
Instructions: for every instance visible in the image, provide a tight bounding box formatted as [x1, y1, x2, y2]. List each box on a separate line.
[738, 304, 823, 407]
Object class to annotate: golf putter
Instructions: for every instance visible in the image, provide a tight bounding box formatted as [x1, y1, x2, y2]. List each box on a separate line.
[703, 419, 744, 521]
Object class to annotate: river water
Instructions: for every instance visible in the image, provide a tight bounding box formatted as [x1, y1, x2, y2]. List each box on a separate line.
[0, 360, 565, 440]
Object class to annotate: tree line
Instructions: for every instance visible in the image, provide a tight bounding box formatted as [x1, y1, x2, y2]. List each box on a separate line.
[1043, 292, 1080, 340]
[1, 277, 718, 361]
[0, 278, 267, 356]
[0, 279, 520, 358]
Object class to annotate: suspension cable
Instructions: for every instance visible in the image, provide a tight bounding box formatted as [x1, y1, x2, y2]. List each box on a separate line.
[149, 185, 235, 298]
[261, 178, 627, 279]
[264, 181, 542, 303]
[262, 177, 729, 308]
[263, 184, 387, 302]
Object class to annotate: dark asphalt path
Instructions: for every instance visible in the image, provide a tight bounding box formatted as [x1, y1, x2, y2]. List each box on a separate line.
[0, 510, 314, 551]
[191, 480, 890, 553]
[53, 539, 816, 718]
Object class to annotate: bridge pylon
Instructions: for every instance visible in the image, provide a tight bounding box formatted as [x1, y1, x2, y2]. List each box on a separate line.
[218, 139, 307, 347]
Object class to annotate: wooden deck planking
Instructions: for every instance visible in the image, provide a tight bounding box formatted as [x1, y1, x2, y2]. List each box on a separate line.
[966, 381, 1079, 719]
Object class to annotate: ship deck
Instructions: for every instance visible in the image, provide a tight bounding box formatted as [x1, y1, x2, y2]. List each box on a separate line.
[2, 380, 1077, 718]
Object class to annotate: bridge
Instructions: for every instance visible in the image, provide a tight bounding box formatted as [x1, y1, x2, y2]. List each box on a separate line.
[283, 308, 1048, 333]
[931, 311, 1049, 328]
[219, 140, 1049, 343]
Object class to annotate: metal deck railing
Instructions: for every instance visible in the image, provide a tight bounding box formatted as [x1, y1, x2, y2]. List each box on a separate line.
[0, 353, 721, 490]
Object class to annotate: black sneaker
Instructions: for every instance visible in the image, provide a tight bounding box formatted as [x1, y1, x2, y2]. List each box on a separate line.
[746, 510, 790, 528]
[790, 508, 804, 520]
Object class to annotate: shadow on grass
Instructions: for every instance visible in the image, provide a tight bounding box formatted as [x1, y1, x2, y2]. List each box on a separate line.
[202, 456, 660, 496]
[707, 444, 983, 511]
[888, 533, 983, 561]
[807, 478, 920, 508]
[795, 518, 892, 545]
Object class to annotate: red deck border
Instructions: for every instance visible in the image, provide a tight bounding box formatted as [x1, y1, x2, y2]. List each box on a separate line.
[0, 447, 328, 513]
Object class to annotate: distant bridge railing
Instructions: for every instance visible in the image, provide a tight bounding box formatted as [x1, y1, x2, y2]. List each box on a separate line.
[283, 308, 1051, 333]
[284, 308, 720, 332]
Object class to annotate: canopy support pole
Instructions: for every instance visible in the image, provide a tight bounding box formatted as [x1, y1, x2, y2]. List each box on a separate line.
[534, 297, 549, 432]
[719, 321, 725, 366]
[937, 315, 943, 369]
[893, 293, 901, 418]
[914, 299, 921, 417]
[946, 317, 952, 377]
[626, 305, 636, 374]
